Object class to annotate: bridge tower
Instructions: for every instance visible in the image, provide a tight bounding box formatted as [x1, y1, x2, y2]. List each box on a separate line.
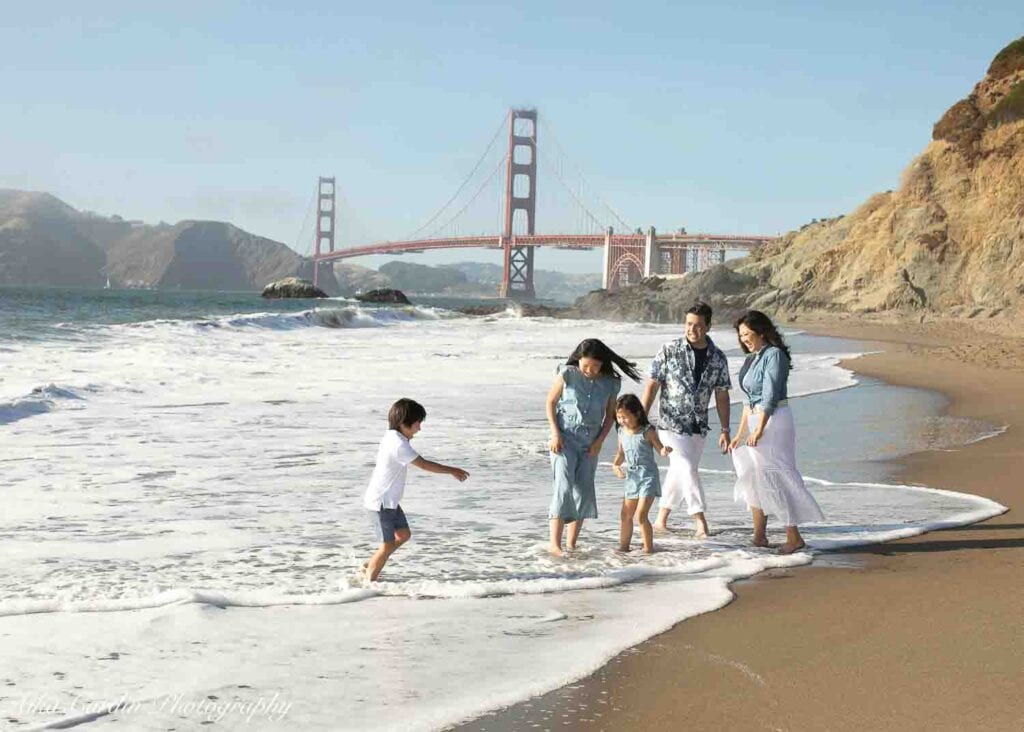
[312, 176, 336, 289]
[500, 108, 537, 300]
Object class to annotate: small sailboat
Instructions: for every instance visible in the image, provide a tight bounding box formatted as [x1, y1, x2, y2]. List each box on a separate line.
[104, 276, 111, 290]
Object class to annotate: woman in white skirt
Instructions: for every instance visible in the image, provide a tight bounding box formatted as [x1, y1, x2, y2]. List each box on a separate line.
[728, 311, 823, 554]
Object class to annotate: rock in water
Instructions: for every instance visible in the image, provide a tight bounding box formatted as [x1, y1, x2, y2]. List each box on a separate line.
[354, 288, 411, 304]
[262, 277, 327, 298]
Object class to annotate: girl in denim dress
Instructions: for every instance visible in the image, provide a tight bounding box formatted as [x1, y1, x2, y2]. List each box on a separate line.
[612, 394, 672, 553]
[545, 339, 641, 556]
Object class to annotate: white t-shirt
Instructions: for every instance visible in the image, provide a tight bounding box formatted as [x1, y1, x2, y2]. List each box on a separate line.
[362, 430, 420, 510]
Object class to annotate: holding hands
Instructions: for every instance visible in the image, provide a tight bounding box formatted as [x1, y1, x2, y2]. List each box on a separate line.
[658, 445, 673, 457]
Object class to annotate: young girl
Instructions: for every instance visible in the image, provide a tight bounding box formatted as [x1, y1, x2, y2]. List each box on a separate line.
[612, 394, 672, 553]
[546, 338, 641, 556]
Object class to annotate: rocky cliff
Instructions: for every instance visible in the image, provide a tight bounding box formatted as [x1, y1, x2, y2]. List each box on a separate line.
[0, 190, 336, 292]
[578, 36, 1024, 323]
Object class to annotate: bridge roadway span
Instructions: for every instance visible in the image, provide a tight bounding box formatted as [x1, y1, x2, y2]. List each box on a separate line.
[314, 233, 771, 261]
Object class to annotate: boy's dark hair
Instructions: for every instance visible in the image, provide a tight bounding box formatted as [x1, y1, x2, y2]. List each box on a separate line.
[614, 393, 650, 430]
[388, 398, 427, 431]
[686, 301, 713, 326]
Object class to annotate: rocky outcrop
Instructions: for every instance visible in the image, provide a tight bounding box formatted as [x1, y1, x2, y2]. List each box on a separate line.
[261, 277, 327, 298]
[575, 35, 1024, 323]
[566, 267, 759, 324]
[354, 288, 411, 305]
[742, 35, 1024, 318]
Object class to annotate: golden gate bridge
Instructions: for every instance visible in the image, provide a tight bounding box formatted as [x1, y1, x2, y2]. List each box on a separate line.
[303, 108, 776, 299]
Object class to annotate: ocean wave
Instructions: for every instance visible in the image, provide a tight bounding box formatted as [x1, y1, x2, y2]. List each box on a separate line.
[0, 383, 86, 425]
[195, 305, 458, 331]
[0, 587, 380, 618]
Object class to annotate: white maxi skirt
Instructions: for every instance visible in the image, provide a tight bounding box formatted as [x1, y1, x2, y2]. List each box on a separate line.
[732, 406, 824, 526]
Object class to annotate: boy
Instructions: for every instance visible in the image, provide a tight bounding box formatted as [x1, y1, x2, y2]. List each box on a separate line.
[362, 398, 469, 582]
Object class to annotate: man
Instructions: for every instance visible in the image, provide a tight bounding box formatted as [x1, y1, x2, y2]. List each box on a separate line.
[642, 302, 731, 537]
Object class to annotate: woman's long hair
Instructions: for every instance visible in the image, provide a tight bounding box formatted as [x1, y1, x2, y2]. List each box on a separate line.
[733, 310, 792, 361]
[566, 338, 641, 381]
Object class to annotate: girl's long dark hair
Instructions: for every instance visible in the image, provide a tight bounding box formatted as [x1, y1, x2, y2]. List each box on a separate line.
[566, 338, 641, 382]
[733, 310, 792, 361]
[614, 393, 649, 431]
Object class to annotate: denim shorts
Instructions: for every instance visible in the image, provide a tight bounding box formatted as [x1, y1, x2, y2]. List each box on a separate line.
[368, 505, 410, 543]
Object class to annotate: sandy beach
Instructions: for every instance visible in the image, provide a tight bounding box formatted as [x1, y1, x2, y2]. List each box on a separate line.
[462, 318, 1023, 732]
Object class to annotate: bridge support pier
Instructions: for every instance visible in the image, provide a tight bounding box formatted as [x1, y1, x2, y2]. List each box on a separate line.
[644, 226, 657, 277]
[602, 227, 613, 290]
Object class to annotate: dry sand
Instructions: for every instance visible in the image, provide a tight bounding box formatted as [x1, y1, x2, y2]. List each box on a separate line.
[459, 318, 1023, 732]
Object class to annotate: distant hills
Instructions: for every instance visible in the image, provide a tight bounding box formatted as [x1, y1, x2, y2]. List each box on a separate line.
[333, 260, 601, 302]
[0, 190, 599, 300]
[0, 190, 334, 292]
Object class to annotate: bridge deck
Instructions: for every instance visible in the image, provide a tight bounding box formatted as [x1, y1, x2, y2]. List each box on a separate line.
[315, 233, 774, 262]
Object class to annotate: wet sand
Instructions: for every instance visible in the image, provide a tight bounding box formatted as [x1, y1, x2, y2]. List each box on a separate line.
[459, 319, 1024, 732]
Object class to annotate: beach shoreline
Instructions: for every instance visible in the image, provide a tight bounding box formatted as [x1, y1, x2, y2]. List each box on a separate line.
[459, 318, 1023, 732]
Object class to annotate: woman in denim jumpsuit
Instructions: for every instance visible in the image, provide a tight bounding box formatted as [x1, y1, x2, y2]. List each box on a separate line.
[545, 339, 641, 556]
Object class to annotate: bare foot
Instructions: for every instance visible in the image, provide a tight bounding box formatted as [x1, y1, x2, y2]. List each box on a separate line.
[642, 547, 655, 555]
[548, 545, 566, 557]
[778, 541, 806, 555]
[618, 544, 632, 553]
[653, 523, 668, 533]
[752, 536, 770, 548]
[694, 529, 709, 540]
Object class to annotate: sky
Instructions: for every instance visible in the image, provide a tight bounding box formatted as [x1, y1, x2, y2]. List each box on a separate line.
[2, 2, 1021, 273]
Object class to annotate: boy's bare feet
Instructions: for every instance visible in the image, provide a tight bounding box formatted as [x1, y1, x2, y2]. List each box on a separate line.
[618, 544, 632, 553]
[752, 536, 770, 548]
[779, 541, 806, 555]
[548, 545, 566, 557]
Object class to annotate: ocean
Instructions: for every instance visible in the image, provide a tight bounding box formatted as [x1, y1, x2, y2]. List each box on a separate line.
[0, 287, 1006, 730]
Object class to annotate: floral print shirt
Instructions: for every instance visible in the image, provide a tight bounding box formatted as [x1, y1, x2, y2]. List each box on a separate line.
[649, 336, 731, 436]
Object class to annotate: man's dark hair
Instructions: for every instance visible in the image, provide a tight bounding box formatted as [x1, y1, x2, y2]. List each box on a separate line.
[388, 398, 427, 431]
[686, 301, 713, 326]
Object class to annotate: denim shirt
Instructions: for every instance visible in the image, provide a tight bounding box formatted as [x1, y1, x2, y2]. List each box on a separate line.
[738, 345, 790, 416]
[649, 335, 732, 436]
[555, 364, 621, 431]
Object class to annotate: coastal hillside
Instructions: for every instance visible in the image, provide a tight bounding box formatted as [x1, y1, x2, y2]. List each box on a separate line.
[0, 190, 334, 292]
[579, 36, 1024, 322]
[0, 191, 107, 287]
[332, 259, 602, 302]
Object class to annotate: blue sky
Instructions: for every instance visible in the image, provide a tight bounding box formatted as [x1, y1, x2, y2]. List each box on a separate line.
[2, 2, 1020, 272]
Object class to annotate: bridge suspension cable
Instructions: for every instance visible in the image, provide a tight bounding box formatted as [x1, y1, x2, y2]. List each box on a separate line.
[402, 113, 510, 241]
[292, 188, 317, 256]
[538, 115, 633, 232]
[421, 152, 508, 240]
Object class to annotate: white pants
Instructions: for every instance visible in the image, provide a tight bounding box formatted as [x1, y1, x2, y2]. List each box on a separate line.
[656, 430, 706, 515]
